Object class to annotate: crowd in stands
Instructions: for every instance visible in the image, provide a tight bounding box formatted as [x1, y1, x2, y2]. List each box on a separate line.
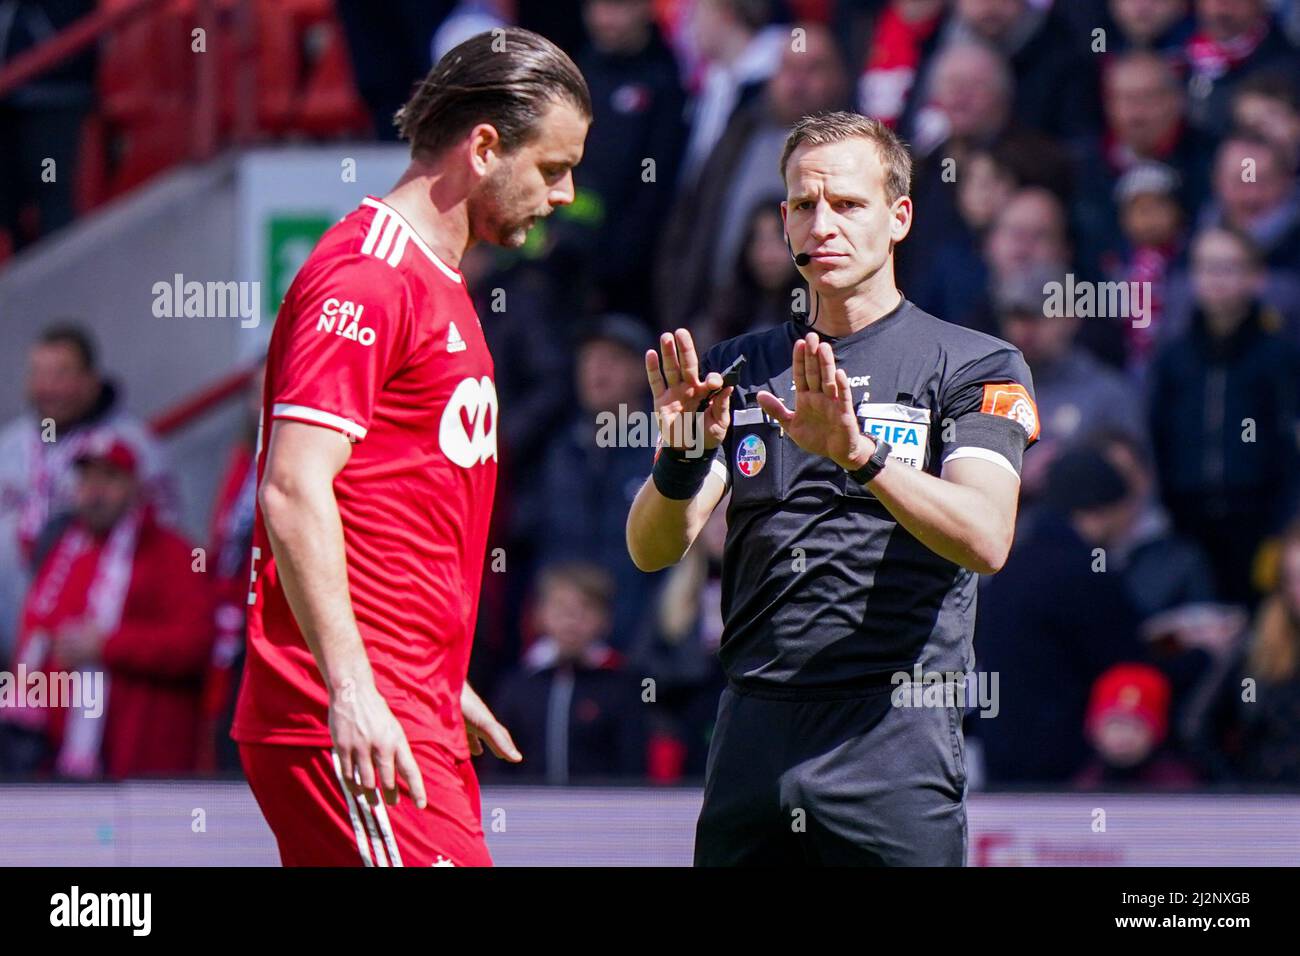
[2, 0, 1300, 790]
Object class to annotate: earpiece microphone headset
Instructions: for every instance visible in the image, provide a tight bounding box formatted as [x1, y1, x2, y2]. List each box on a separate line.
[786, 234, 819, 330]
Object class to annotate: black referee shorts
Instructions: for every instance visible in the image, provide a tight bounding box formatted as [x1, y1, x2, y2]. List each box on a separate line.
[694, 681, 968, 866]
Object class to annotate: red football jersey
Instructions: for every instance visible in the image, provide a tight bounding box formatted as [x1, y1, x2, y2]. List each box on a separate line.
[232, 197, 498, 760]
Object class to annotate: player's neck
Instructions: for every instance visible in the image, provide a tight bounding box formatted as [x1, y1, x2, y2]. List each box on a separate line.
[812, 275, 904, 339]
[382, 163, 472, 270]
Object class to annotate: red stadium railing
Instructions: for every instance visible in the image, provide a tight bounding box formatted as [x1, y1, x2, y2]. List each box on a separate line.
[0, 0, 368, 257]
[0, 0, 160, 98]
[148, 363, 258, 438]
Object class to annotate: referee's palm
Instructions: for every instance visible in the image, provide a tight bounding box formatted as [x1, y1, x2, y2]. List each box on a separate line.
[645, 328, 730, 451]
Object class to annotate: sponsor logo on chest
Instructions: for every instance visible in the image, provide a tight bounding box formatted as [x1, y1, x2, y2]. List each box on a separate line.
[439, 376, 499, 468]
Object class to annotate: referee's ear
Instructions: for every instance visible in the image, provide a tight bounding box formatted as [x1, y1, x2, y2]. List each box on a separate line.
[889, 195, 913, 245]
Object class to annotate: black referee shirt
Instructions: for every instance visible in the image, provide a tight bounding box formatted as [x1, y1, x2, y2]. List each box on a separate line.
[699, 298, 1039, 696]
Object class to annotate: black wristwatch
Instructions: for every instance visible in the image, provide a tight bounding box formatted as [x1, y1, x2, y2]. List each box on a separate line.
[844, 436, 891, 486]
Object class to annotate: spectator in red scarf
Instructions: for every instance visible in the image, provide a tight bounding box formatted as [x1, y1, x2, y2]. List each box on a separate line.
[1, 432, 213, 779]
[0, 326, 175, 670]
[1103, 51, 1212, 198]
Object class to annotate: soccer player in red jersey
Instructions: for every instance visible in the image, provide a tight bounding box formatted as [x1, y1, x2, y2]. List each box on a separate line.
[232, 29, 591, 866]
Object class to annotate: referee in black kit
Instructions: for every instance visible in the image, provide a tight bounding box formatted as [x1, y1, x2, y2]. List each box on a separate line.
[626, 111, 1040, 866]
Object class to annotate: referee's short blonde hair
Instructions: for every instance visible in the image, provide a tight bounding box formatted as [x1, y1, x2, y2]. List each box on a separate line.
[780, 111, 913, 203]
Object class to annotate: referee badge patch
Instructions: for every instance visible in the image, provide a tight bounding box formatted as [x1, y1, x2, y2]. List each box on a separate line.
[736, 434, 766, 477]
[980, 383, 1040, 441]
[857, 403, 931, 470]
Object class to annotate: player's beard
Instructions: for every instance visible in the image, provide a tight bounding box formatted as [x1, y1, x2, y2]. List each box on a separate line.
[478, 164, 546, 249]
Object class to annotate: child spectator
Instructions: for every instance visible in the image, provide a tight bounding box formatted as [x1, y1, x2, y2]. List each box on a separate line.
[489, 562, 646, 783]
[1074, 663, 1200, 789]
[1104, 161, 1188, 374]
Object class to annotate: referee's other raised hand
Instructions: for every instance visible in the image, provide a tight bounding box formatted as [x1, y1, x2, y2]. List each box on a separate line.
[756, 332, 867, 471]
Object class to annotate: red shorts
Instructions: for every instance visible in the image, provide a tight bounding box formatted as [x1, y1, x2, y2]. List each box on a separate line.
[240, 740, 492, 867]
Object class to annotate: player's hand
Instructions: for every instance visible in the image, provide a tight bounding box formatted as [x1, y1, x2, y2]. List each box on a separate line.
[462, 681, 522, 762]
[329, 677, 427, 810]
[755, 332, 872, 471]
[645, 328, 732, 455]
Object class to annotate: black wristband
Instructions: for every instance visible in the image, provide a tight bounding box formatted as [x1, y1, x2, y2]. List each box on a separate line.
[652, 446, 716, 500]
[845, 437, 891, 486]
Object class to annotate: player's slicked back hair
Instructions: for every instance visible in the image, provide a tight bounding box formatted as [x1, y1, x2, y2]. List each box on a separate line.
[395, 27, 592, 160]
[780, 111, 912, 203]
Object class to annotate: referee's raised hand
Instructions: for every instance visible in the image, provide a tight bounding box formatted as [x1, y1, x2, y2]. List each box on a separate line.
[756, 332, 872, 471]
[645, 328, 732, 453]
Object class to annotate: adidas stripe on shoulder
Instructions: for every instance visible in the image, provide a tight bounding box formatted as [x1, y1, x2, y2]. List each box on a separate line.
[359, 198, 463, 283]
